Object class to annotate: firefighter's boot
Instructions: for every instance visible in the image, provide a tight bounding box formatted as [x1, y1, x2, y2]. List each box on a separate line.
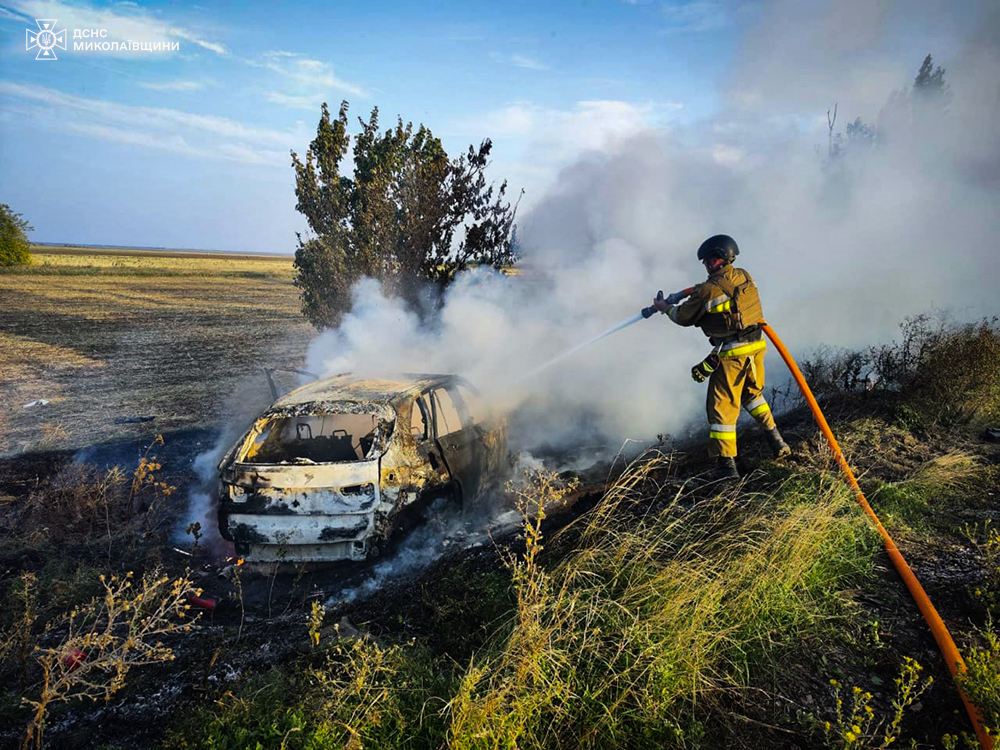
[712, 456, 740, 481]
[766, 428, 791, 459]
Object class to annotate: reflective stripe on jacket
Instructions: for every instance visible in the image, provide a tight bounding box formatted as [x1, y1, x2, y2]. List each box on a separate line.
[667, 263, 759, 341]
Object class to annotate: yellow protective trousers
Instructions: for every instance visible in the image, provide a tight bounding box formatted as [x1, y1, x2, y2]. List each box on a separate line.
[707, 343, 775, 458]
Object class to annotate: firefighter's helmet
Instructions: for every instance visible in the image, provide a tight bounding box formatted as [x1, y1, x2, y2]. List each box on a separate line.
[697, 234, 739, 263]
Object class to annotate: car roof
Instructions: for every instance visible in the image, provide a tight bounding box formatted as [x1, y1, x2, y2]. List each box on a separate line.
[272, 373, 459, 409]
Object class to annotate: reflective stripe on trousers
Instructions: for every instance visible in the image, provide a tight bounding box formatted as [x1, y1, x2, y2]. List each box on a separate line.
[709, 423, 737, 441]
[745, 396, 771, 418]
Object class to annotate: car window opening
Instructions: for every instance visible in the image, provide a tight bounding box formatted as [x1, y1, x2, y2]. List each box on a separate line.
[433, 388, 464, 437]
[456, 383, 486, 422]
[244, 412, 381, 464]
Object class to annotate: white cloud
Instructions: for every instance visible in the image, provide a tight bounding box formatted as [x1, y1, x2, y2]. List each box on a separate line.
[166, 25, 227, 55]
[61, 119, 284, 165]
[0, 81, 293, 145]
[442, 23, 486, 42]
[465, 99, 681, 208]
[252, 50, 366, 102]
[489, 52, 549, 71]
[507, 53, 548, 71]
[711, 143, 745, 166]
[265, 91, 325, 110]
[139, 79, 209, 92]
[63, 120, 202, 156]
[0, 81, 297, 165]
[297, 58, 326, 72]
[0, 6, 28, 20]
[661, 1, 729, 33]
[477, 100, 669, 159]
[8, 0, 227, 56]
[483, 102, 538, 136]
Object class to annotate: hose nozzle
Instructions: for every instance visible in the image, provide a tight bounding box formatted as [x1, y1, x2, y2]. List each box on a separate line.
[641, 290, 664, 319]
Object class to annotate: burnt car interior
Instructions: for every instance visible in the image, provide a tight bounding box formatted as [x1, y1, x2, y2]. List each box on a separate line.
[244, 412, 380, 464]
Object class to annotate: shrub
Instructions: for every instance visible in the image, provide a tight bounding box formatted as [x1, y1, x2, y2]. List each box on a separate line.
[0, 203, 33, 267]
[165, 638, 452, 750]
[800, 315, 1000, 426]
[903, 317, 1000, 425]
[871, 451, 982, 530]
[965, 520, 1000, 620]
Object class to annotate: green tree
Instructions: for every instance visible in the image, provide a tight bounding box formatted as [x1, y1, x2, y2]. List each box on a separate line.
[845, 116, 876, 147]
[912, 53, 948, 101]
[825, 54, 950, 162]
[0, 203, 33, 267]
[291, 101, 520, 329]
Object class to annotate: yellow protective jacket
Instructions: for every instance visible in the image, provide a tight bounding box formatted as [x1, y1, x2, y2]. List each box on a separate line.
[666, 263, 765, 357]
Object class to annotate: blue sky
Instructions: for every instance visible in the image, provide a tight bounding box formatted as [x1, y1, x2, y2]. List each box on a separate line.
[0, 0, 747, 252]
[0, 1, 986, 254]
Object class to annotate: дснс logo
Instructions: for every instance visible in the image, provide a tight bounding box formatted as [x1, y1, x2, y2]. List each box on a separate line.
[26, 19, 66, 60]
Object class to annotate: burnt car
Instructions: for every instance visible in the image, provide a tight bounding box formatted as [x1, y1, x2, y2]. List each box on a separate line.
[216, 374, 507, 562]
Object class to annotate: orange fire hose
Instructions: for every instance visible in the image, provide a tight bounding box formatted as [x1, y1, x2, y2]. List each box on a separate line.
[762, 323, 991, 749]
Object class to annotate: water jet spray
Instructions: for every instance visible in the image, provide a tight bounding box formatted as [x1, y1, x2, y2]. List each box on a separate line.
[517, 287, 695, 384]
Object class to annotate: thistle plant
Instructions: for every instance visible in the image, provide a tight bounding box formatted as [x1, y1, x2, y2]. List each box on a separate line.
[22, 568, 201, 749]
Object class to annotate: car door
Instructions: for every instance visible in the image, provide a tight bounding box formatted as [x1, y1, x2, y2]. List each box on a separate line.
[455, 380, 506, 482]
[430, 386, 483, 503]
[410, 392, 451, 483]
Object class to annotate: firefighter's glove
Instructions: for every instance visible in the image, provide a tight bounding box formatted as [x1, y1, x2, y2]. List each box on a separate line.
[665, 290, 686, 305]
[691, 352, 721, 383]
[651, 290, 670, 315]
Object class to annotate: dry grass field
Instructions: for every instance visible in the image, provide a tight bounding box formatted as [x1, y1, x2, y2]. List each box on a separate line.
[0, 246, 314, 455]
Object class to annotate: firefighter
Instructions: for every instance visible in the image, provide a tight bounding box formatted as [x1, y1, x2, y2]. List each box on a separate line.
[652, 234, 791, 480]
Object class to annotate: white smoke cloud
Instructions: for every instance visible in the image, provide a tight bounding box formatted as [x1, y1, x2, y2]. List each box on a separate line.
[304, 0, 1000, 451]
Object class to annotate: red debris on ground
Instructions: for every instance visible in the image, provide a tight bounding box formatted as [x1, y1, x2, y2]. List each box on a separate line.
[63, 649, 87, 671]
[186, 594, 217, 611]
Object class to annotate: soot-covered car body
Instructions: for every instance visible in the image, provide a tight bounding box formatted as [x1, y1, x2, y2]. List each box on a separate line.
[216, 374, 506, 562]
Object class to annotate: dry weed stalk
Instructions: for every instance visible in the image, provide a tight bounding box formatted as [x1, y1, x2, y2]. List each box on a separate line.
[308, 601, 326, 649]
[0, 572, 39, 683]
[21, 568, 201, 749]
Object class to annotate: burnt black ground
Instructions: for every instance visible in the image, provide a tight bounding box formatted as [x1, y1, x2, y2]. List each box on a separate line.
[0, 426, 217, 506]
[2, 399, 999, 748]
